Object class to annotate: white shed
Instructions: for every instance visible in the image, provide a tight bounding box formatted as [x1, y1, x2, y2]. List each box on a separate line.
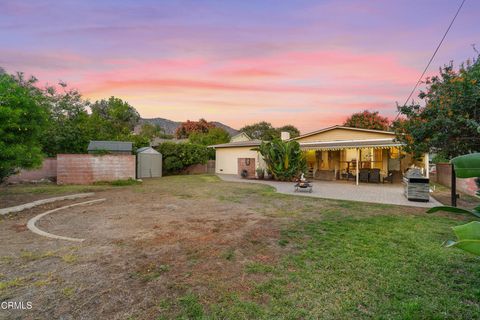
[136, 147, 162, 178]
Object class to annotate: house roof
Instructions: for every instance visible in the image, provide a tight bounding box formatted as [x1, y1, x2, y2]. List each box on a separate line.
[299, 138, 403, 151]
[209, 140, 262, 148]
[87, 141, 133, 152]
[136, 147, 161, 154]
[294, 125, 395, 141]
[230, 132, 251, 142]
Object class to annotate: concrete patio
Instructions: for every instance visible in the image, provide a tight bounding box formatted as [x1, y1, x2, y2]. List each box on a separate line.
[218, 174, 441, 208]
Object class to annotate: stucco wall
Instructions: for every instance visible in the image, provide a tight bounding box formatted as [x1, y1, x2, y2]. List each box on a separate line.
[215, 147, 264, 175]
[296, 128, 394, 143]
[57, 154, 135, 184]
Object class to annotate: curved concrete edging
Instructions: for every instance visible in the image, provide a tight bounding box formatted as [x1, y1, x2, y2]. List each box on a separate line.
[27, 198, 106, 242]
[0, 193, 95, 215]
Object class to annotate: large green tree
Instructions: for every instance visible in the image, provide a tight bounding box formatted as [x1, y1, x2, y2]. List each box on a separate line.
[188, 127, 230, 146]
[90, 96, 141, 139]
[343, 110, 390, 131]
[41, 82, 91, 156]
[0, 71, 48, 181]
[394, 57, 480, 159]
[240, 121, 278, 140]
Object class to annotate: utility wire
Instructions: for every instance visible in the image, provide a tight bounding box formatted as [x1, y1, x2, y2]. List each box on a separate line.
[394, 0, 467, 121]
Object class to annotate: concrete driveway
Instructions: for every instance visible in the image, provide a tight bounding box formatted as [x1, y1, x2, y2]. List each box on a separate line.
[217, 174, 442, 208]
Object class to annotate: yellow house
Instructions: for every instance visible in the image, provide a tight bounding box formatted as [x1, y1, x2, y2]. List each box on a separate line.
[211, 125, 429, 184]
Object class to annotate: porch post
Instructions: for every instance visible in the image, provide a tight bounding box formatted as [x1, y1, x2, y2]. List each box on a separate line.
[424, 153, 429, 178]
[356, 148, 359, 186]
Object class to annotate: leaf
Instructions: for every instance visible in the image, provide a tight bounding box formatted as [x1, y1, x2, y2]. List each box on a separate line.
[445, 240, 480, 255]
[427, 206, 472, 214]
[451, 153, 480, 178]
[452, 221, 480, 241]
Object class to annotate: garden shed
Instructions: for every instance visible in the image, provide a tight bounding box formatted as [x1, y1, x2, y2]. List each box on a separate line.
[136, 147, 162, 178]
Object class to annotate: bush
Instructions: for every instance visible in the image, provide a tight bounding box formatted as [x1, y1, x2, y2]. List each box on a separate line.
[156, 142, 209, 175]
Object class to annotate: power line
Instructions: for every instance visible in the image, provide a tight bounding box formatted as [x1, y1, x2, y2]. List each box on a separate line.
[394, 0, 467, 121]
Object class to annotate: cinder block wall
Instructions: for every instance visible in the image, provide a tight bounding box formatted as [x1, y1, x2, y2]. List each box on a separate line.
[7, 158, 57, 183]
[434, 163, 478, 196]
[57, 154, 135, 184]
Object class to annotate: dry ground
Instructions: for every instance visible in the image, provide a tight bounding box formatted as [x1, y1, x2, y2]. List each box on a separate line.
[0, 175, 479, 319]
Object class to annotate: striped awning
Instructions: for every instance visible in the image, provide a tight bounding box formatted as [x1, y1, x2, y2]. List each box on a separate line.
[299, 138, 403, 151]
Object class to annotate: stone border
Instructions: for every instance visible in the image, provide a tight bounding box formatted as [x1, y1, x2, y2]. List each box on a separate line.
[27, 198, 106, 242]
[0, 193, 95, 215]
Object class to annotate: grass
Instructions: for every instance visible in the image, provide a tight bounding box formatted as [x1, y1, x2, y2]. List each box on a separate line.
[143, 176, 480, 319]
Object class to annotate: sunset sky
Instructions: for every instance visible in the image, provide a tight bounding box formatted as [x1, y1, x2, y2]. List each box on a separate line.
[1, 0, 478, 133]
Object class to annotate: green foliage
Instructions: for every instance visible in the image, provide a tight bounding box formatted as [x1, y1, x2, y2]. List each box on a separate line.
[156, 142, 209, 175]
[41, 83, 91, 156]
[343, 110, 390, 131]
[428, 152, 480, 255]
[90, 96, 140, 139]
[0, 72, 48, 181]
[253, 139, 306, 181]
[394, 56, 480, 159]
[276, 124, 300, 138]
[188, 127, 230, 146]
[138, 123, 164, 141]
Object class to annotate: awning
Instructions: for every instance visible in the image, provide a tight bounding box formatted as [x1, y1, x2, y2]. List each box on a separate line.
[299, 138, 403, 151]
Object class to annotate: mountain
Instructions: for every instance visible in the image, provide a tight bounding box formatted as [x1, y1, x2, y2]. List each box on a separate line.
[139, 118, 239, 136]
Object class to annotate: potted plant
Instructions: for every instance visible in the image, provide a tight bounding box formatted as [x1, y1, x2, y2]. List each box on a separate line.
[265, 168, 273, 180]
[256, 168, 265, 180]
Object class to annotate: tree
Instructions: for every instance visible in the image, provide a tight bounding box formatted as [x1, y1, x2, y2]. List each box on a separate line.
[188, 127, 230, 146]
[0, 71, 48, 181]
[276, 124, 300, 138]
[41, 82, 91, 156]
[394, 57, 480, 159]
[90, 96, 141, 139]
[240, 121, 278, 140]
[175, 119, 214, 139]
[344, 110, 390, 131]
[138, 123, 164, 141]
[253, 139, 306, 181]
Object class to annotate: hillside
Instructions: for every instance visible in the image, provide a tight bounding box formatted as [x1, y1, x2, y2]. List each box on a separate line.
[140, 118, 239, 136]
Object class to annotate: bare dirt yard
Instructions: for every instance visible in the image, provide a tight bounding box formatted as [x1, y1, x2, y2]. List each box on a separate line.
[1, 175, 479, 319]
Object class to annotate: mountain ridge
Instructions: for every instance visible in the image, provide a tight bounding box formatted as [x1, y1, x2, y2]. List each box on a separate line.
[140, 118, 239, 136]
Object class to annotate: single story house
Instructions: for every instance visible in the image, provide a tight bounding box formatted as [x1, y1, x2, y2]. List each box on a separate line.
[211, 126, 429, 184]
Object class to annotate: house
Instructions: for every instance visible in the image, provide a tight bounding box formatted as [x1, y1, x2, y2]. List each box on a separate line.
[87, 141, 133, 154]
[211, 125, 429, 184]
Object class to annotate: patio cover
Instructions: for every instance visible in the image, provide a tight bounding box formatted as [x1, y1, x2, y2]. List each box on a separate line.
[299, 138, 403, 151]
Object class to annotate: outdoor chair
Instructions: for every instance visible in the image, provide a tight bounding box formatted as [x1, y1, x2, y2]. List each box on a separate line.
[369, 169, 381, 183]
[382, 171, 394, 184]
[359, 169, 369, 183]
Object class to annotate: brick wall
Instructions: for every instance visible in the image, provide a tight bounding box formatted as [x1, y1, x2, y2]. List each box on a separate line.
[238, 158, 255, 178]
[434, 162, 478, 196]
[57, 154, 135, 184]
[7, 158, 57, 183]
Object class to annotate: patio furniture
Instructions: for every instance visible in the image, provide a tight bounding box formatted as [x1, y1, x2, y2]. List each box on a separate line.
[359, 169, 369, 183]
[294, 181, 313, 193]
[382, 171, 394, 184]
[369, 169, 381, 183]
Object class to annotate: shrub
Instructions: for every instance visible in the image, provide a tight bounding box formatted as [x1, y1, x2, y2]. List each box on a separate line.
[156, 142, 209, 175]
[253, 139, 306, 181]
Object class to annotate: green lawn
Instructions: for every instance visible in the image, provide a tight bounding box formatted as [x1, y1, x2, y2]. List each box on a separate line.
[2, 175, 479, 319]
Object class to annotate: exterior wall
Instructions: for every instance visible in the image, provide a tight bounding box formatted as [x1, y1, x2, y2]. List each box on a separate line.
[238, 158, 256, 178]
[296, 128, 394, 143]
[57, 154, 135, 184]
[215, 147, 263, 175]
[182, 160, 216, 175]
[230, 133, 251, 143]
[7, 158, 57, 183]
[434, 163, 478, 196]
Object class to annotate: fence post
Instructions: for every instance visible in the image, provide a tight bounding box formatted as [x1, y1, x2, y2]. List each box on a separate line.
[451, 165, 457, 207]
